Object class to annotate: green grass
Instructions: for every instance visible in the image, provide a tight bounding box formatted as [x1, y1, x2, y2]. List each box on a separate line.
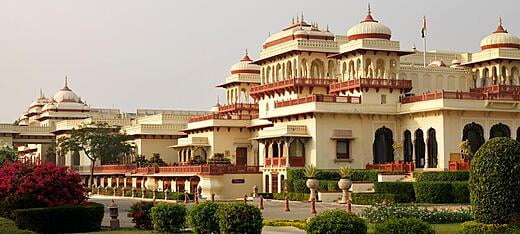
[367, 223, 462, 233]
[89, 228, 153, 233]
[0, 217, 34, 234]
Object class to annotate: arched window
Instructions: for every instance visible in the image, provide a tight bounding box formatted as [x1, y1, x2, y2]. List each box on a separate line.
[72, 151, 80, 166]
[414, 129, 425, 168]
[403, 130, 413, 162]
[194, 147, 207, 160]
[272, 143, 279, 158]
[490, 123, 511, 138]
[264, 143, 269, 158]
[373, 127, 394, 164]
[289, 140, 305, 157]
[462, 122, 485, 154]
[427, 128, 438, 168]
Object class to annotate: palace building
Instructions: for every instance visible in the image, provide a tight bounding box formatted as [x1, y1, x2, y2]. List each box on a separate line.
[2, 6, 520, 199]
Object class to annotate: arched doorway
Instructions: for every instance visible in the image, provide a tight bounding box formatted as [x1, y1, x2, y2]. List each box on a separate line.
[414, 129, 426, 168]
[403, 130, 413, 162]
[372, 127, 394, 164]
[462, 122, 485, 154]
[490, 123, 511, 138]
[264, 174, 270, 193]
[72, 151, 80, 166]
[427, 128, 438, 168]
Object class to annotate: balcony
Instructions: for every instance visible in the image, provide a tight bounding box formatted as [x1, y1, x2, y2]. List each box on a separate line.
[157, 164, 260, 175]
[275, 94, 361, 108]
[329, 78, 412, 94]
[470, 84, 520, 94]
[400, 90, 520, 104]
[217, 103, 259, 114]
[264, 157, 305, 168]
[365, 162, 414, 173]
[250, 78, 337, 98]
[188, 113, 256, 123]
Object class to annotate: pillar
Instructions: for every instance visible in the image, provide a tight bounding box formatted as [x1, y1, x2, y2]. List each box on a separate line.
[277, 173, 282, 193]
[107, 177, 112, 188]
[132, 177, 137, 188]
[171, 179, 176, 192]
[115, 178, 119, 188]
[185, 179, 191, 193]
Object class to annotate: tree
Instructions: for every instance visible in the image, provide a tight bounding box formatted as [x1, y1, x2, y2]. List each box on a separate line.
[0, 145, 18, 166]
[57, 123, 134, 188]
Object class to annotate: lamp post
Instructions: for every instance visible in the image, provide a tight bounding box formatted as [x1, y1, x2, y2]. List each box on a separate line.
[108, 200, 120, 229]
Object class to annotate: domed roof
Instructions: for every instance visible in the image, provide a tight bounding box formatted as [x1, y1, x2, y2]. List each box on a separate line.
[29, 89, 51, 108]
[262, 15, 335, 49]
[480, 17, 520, 50]
[347, 4, 391, 41]
[428, 60, 447, 68]
[53, 78, 83, 103]
[230, 50, 261, 75]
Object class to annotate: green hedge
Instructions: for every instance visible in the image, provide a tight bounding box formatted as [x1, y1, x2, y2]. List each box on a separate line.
[413, 171, 469, 182]
[351, 193, 398, 205]
[413, 181, 469, 204]
[273, 192, 310, 201]
[188, 202, 221, 234]
[461, 221, 514, 233]
[287, 169, 405, 183]
[256, 193, 273, 199]
[14, 202, 104, 233]
[374, 182, 415, 203]
[374, 218, 435, 234]
[290, 180, 309, 193]
[217, 203, 263, 234]
[307, 209, 367, 234]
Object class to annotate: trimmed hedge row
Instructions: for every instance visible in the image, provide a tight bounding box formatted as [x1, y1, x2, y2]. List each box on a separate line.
[414, 181, 469, 204]
[374, 182, 415, 203]
[14, 202, 104, 233]
[413, 171, 469, 182]
[93, 187, 194, 200]
[273, 192, 310, 201]
[351, 193, 398, 205]
[318, 180, 339, 192]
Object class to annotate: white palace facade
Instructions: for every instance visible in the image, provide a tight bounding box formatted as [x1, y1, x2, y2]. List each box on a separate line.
[3, 6, 520, 198]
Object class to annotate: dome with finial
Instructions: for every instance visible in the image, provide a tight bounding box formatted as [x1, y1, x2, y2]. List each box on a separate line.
[53, 77, 83, 103]
[230, 50, 261, 75]
[347, 4, 392, 41]
[428, 59, 447, 68]
[480, 17, 520, 50]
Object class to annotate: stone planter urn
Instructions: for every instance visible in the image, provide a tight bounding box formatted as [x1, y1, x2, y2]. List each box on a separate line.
[337, 178, 352, 204]
[306, 178, 319, 202]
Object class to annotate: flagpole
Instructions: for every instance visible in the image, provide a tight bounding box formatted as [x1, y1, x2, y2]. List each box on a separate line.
[423, 35, 427, 68]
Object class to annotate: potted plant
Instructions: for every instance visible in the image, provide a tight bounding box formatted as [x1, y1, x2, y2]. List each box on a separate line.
[459, 140, 472, 161]
[337, 166, 353, 203]
[304, 165, 319, 202]
[392, 141, 403, 163]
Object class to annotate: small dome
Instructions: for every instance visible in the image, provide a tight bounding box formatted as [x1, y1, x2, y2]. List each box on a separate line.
[29, 89, 51, 108]
[42, 103, 57, 112]
[480, 18, 520, 50]
[347, 5, 391, 41]
[428, 60, 447, 68]
[53, 78, 83, 103]
[230, 50, 261, 75]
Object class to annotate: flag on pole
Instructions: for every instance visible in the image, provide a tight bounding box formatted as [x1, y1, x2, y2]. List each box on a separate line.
[421, 16, 427, 38]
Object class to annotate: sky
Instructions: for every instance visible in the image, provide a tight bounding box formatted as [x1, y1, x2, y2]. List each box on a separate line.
[0, 0, 517, 122]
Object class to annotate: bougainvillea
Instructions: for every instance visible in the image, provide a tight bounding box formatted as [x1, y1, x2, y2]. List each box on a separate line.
[0, 161, 86, 217]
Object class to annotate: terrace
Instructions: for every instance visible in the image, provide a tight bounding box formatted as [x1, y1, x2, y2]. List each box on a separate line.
[400, 90, 520, 104]
[250, 78, 337, 98]
[217, 103, 259, 114]
[83, 164, 260, 176]
[264, 157, 305, 168]
[188, 113, 257, 123]
[329, 78, 412, 94]
[274, 94, 361, 108]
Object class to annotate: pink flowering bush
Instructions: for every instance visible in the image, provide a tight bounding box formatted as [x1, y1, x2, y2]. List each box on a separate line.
[0, 161, 86, 217]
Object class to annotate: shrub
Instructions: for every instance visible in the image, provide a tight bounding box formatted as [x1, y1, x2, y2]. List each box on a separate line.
[471, 137, 520, 224]
[374, 182, 415, 203]
[461, 221, 514, 234]
[413, 171, 469, 182]
[150, 203, 187, 233]
[128, 201, 155, 230]
[351, 193, 398, 205]
[452, 181, 470, 204]
[0, 162, 86, 218]
[256, 193, 273, 199]
[0, 216, 33, 234]
[374, 218, 435, 234]
[414, 182, 452, 203]
[327, 180, 338, 191]
[291, 180, 309, 193]
[13, 202, 103, 233]
[351, 170, 405, 182]
[263, 219, 307, 230]
[217, 203, 263, 234]
[306, 209, 367, 234]
[360, 203, 473, 224]
[273, 193, 309, 201]
[318, 170, 340, 180]
[188, 202, 220, 234]
[318, 180, 328, 191]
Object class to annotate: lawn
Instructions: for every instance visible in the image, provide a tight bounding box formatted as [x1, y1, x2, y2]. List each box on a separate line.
[367, 223, 462, 233]
[0, 217, 34, 234]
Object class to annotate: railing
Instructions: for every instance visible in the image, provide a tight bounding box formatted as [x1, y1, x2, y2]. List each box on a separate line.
[250, 78, 337, 95]
[365, 162, 414, 173]
[401, 90, 520, 104]
[218, 103, 259, 113]
[329, 78, 412, 93]
[94, 165, 137, 174]
[448, 160, 470, 171]
[275, 94, 361, 108]
[470, 84, 520, 94]
[157, 165, 260, 175]
[188, 113, 256, 123]
[264, 157, 305, 167]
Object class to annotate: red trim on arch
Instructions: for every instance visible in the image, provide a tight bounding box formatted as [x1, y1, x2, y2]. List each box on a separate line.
[230, 69, 260, 74]
[347, 33, 391, 41]
[480, 43, 520, 50]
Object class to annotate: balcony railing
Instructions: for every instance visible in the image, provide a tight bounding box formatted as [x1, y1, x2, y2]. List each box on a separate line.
[329, 78, 412, 93]
[275, 94, 361, 108]
[365, 162, 414, 173]
[400, 90, 520, 104]
[264, 157, 305, 168]
[470, 84, 520, 94]
[217, 103, 259, 113]
[250, 78, 337, 97]
[188, 113, 256, 123]
[85, 164, 260, 176]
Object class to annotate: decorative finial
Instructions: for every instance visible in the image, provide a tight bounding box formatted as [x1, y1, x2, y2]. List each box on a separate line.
[499, 16, 503, 26]
[245, 48, 248, 56]
[296, 15, 300, 22]
[326, 24, 329, 32]
[39, 88, 44, 98]
[368, 3, 372, 15]
[292, 17, 295, 24]
[412, 43, 417, 51]
[495, 16, 506, 33]
[301, 12, 304, 22]
[65, 76, 68, 88]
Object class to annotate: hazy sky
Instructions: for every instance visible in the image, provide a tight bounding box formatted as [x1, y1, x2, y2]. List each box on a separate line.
[0, 0, 516, 122]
